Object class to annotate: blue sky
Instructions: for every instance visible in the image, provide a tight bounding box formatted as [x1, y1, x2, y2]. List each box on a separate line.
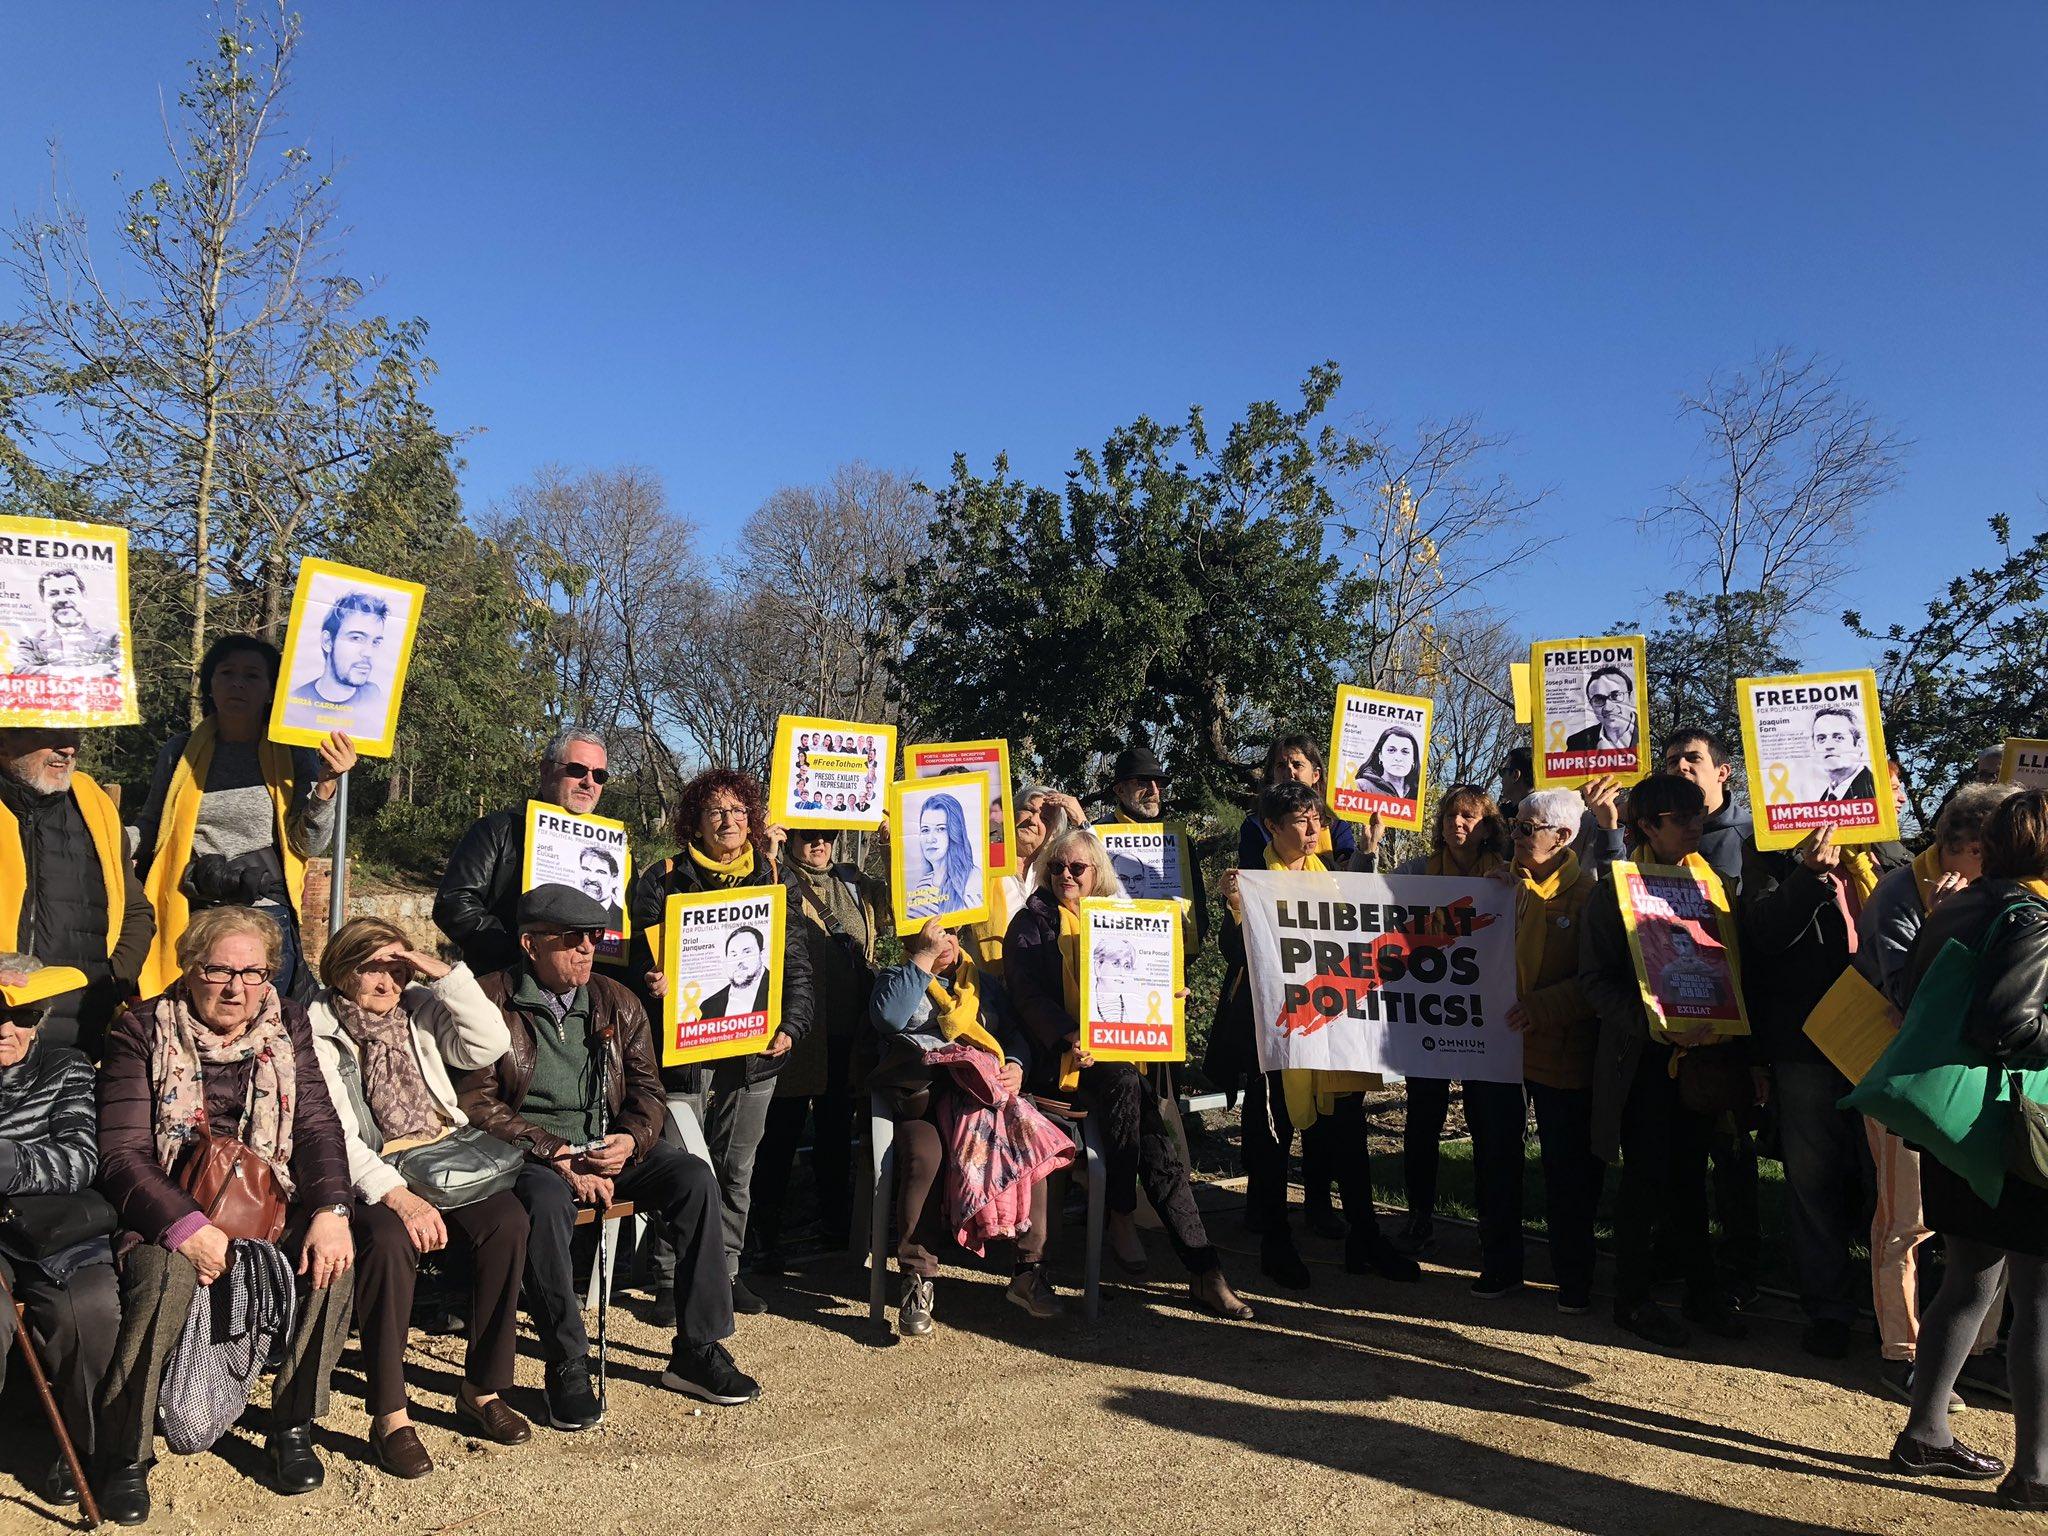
[3, 3, 2043, 670]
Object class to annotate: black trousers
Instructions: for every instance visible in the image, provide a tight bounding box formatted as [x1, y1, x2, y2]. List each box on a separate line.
[1528, 1082, 1604, 1297]
[0, 1254, 119, 1459]
[1243, 1073, 1374, 1239]
[1465, 1078, 1530, 1281]
[515, 1143, 732, 1366]
[1074, 1061, 1218, 1276]
[750, 1030, 856, 1250]
[1403, 1075, 1453, 1224]
[1614, 1048, 1717, 1314]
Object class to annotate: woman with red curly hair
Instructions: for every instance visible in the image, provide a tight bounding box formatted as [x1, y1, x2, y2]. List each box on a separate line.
[629, 769, 815, 1320]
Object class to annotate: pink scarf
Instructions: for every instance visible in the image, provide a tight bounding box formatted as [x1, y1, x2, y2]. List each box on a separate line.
[922, 1043, 1075, 1256]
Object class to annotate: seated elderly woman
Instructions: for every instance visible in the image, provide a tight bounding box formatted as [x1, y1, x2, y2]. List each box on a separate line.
[308, 919, 528, 1479]
[869, 917, 1073, 1338]
[0, 958, 119, 1510]
[94, 906, 355, 1526]
[1006, 826, 1253, 1321]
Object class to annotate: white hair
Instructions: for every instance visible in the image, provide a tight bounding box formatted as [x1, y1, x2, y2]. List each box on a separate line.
[542, 727, 607, 766]
[1518, 788, 1585, 832]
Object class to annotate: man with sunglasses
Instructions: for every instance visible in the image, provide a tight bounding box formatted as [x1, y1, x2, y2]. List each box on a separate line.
[462, 884, 759, 1430]
[434, 728, 612, 976]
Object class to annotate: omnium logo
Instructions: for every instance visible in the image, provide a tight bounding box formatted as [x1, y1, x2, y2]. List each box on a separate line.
[1420, 1035, 1486, 1053]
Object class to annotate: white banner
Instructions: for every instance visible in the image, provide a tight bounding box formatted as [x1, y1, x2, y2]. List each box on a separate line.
[1240, 868, 1523, 1084]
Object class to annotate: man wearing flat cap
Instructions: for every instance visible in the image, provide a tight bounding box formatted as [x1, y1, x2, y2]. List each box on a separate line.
[1099, 744, 1209, 958]
[459, 884, 759, 1430]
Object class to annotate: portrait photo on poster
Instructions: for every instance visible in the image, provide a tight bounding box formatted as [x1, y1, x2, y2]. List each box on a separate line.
[771, 714, 895, 831]
[1532, 635, 1648, 785]
[1097, 823, 1190, 904]
[1738, 669, 1896, 849]
[522, 802, 633, 962]
[270, 559, 424, 756]
[1327, 685, 1431, 828]
[1079, 898, 1184, 1062]
[890, 771, 991, 930]
[1614, 861, 1748, 1038]
[908, 739, 1015, 875]
[662, 886, 785, 1065]
[0, 515, 139, 726]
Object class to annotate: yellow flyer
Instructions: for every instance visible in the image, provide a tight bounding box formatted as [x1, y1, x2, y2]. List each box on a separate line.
[1613, 859, 1749, 1040]
[767, 713, 894, 832]
[660, 886, 787, 1067]
[906, 737, 1018, 876]
[1802, 965, 1900, 1085]
[887, 771, 994, 933]
[1326, 684, 1432, 831]
[267, 557, 426, 757]
[1510, 662, 1532, 725]
[1077, 897, 1186, 1063]
[519, 801, 632, 966]
[2002, 738, 2048, 792]
[0, 514, 140, 727]
[1736, 669, 1899, 851]
[1530, 634, 1650, 788]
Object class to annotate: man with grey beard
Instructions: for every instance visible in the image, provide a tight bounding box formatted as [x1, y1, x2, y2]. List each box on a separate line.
[0, 728, 152, 1057]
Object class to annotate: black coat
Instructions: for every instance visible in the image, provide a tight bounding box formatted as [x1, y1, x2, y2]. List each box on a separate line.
[433, 808, 526, 976]
[0, 1038, 98, 1197]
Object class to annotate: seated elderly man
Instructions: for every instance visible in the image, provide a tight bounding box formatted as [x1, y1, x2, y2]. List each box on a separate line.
[0, 959, 118, 1510]
[458, 885, 759, 1431]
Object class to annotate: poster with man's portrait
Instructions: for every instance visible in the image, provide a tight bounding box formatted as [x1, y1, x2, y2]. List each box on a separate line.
[768, 713, 895, 832]
[888, 771, 992, 933]
[1077, 897, 1185, 1063]
[906, 738, 1017, 876]
[0, 514, 139, 727]
[1327, 684, 1433, 830]
[269, 558, 425, 757]
[1737, 669, 1899, 851]
[1096, 823, 1195, 906]
[2001, 738, 2048, 793]
[659, 885, 788, 1066]
[1530, 634, 1650, 788]
[521, 801, 633, 965]
[1613, 859, 1749, 1041]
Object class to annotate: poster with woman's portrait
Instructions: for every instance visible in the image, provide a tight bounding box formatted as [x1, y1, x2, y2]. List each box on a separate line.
[659, 885, 788, 1066]
[887, 771, 992, 932]
[1326, 684, 1433, 830]
[1530, 634, 1650, 788]
[269, 558, 425, 757]
[1077, 897, 1185, 1063]
[906, 738, 1017, 875]
[521, 801, 633, 965]
[768, 713, 895, 832]
[0, 514, 139, 727]
[1736, 669, 1899, 851]
[1613, 859, 1749, 1041]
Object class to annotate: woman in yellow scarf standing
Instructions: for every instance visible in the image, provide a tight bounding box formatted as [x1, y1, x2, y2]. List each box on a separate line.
[134, 634, 355, 1006]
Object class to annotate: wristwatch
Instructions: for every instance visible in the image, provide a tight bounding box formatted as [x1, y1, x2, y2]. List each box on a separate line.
[315, 1203, 351, 1221]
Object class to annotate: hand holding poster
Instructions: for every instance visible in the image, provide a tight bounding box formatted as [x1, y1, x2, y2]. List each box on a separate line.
[0, 515, 139, 727]
[521, 801, 632, 964]
[1077, 897, 1185, 1062]
[1326, 684, 1432, 830]
[1238, 868, 1522, 1083]
[1096, 823, 1195, 906]
[660, 886, 787, 1066]
[889, 772, 992, 931]
[269, 558, 425, 757]
[907, 738, 1017, 875]
[2002, 738, 2048, 792]
[1736, 669, 1900, 850]
[1531, 634, 1650, 787]
[1612, 859, 1749, 1039]
[768, 714, 895, 831]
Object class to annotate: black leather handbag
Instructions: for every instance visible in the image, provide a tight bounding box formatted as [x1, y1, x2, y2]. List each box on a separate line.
[0, 1190, 119, 1260]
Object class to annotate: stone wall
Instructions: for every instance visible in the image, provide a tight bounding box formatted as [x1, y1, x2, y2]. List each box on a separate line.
[298, 859, 448, 968]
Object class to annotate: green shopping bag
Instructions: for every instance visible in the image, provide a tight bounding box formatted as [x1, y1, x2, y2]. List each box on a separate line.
[1842, 900, 2048, 1206]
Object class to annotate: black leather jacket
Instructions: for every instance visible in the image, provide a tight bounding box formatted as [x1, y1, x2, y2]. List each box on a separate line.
[0, 1038, 99, 1197]
[433, 808, 526, 976]
[1902, 879, 2048, 1065]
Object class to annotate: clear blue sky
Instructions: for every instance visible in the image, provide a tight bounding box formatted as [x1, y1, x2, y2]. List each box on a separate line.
[3, 3, 2044, 670]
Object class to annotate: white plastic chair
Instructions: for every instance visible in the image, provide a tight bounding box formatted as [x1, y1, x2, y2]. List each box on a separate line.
[581, 1094, 711, 1311]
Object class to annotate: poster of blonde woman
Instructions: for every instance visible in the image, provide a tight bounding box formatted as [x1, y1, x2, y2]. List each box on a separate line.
[1736, 669, 1899, 851]
[0, 514, 139, 727]
[906, 737, 1018, 874]
[888, 772, 991, 931]
[1326, 684, 1432, 830]
[269, 557, 425, 757]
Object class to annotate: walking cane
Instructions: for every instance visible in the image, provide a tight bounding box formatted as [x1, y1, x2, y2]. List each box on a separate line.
[591, 1019, 616, 1415]
[0, 1262, 101, 1529]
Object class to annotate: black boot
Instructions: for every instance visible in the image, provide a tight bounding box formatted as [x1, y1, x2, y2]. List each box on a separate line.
[267, 1423, 324, 1494]
[96, 1461, 152, 1526]
[1260, 1235, 1312, 1289]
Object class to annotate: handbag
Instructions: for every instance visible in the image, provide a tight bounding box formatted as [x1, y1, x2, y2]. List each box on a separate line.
[176, 1132, 289, 1244]
[2007, 1070, 2048, 1191]
[387, 1126, 525, 1210]
[0, 1190, 119, 1260]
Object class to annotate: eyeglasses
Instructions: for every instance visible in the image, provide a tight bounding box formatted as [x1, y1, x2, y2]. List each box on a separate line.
[1588, 689, 1628, 708]
[1055, 861, 1095, 878]
[554, 762, 610, 785]
[1125, 776, 1164, 788]
[705, 807, 748, 824]
[195, 964, 275, 987]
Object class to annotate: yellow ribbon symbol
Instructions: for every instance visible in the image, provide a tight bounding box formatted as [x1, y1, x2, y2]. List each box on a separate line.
[681, 981, 703, 1023]
[1765, 762, 1794, 805]
[1546, 720, 1566, 750]
[1145, 991, 1163, 1025]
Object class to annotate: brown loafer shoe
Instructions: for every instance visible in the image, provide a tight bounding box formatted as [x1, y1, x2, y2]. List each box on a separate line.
[370, 1424, 433, 1480]
[1890, 1431, 2005, 1481]
[1190, 1270, 1256, 1322]
[456, 1388, 533, 1447]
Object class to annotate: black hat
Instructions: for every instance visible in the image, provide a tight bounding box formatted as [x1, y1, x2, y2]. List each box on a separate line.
[517, 883, 612, 932]
[1111, 746, 1170, 785]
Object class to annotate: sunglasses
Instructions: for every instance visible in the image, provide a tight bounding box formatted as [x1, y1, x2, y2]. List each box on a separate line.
[1510, 820, 1561, 839]
[556, 763, 610, 785]
[794, 829, 836, 843]
[541, 927, 604, 948]
[1054, 861, 1095, 878]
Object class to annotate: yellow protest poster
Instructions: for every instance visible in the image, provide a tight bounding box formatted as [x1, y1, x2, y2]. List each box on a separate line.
[660, 886, 787, 1067]
[905, 737, 1018, 876]
[1077, 897, 1186, 1063]
[1530, 634, 1650, 788]
[1612, 859, 1749, 1041]
[1326, 683, 1432, 831]
[1736, 669, 1899, 851]
[268, 558, 426, 757]
[887, 772, 994, 933]
[2002, 738, 2048, 792]
[0, 514, 140, 727]
[1802, 965, 1900, 1085]
[520, 800, 632, 966]
[767, 714, 894, 832]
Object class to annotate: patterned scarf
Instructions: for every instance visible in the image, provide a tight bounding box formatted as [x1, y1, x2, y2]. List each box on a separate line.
[148, 981, 297, 1196]
[334, 996, 442, 1144]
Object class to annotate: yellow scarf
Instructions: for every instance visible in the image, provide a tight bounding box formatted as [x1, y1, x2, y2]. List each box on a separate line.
[1259, 841, 1377, 1125]
[687, 841, 757, 885]
[1263, 844, 1326, 875]
[1055, 902, 1084, 1090]
[2022, 878, 2048, 903]
[1427, 846, 1505, 879]
[927, 952, 1006, 1059]
[0, 770, 125, 958]
[1911, 844, 1945, 913]
[1513, 849, 1580, 994]
[1840, 847, 1882, 905]
[140, 719, 303, 998]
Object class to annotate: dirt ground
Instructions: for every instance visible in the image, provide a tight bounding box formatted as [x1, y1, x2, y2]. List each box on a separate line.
[1, 1174, 2037, 1536]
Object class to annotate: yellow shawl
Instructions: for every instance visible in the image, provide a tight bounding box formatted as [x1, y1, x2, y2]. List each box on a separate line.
[1057, 902, 1084, 1090]
[0, 770, 125, 957]
[1263, 841, 1378, 1126]
[139, 719, 303, 997]
[688, 841, 757, 884]
[1911, 844, 1945, 913]
[1514, 849, 1580, 994]
[927, 951, 1006, 1060]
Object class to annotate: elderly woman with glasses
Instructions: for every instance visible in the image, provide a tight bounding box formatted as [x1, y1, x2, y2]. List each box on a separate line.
[1006, 826, 1254, 1320]
[94, 906, 355, 1523]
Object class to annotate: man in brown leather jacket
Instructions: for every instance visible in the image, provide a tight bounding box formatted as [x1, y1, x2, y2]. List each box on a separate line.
[459, 885, 759, 1429]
